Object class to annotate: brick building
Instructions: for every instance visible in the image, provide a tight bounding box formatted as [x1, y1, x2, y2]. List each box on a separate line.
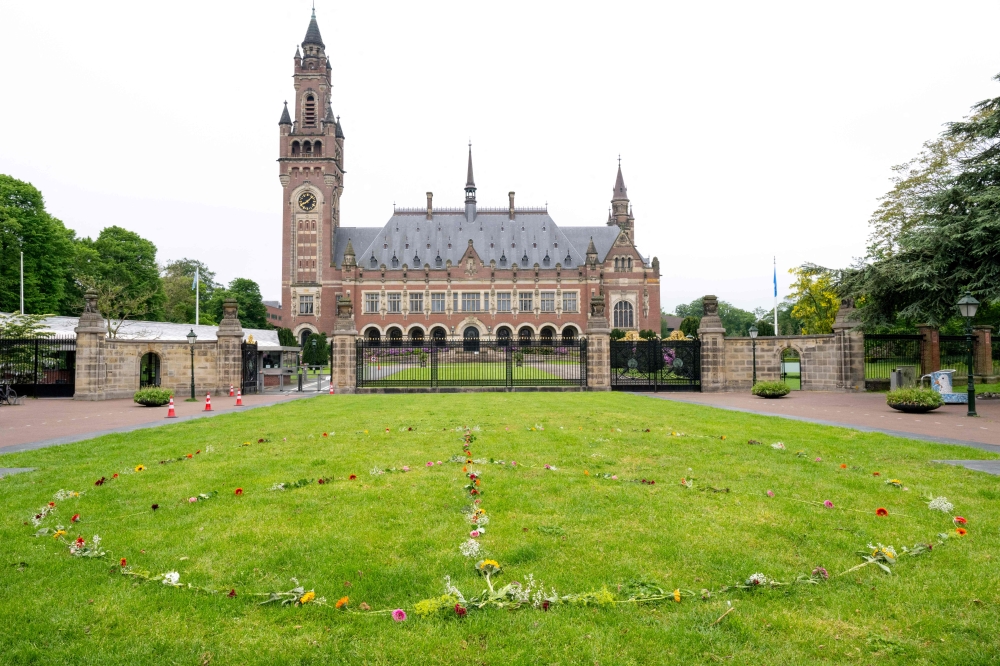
[279, 10, 659, 345]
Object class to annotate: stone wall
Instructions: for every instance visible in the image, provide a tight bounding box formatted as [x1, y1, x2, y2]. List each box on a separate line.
[73, 292, 244, 401]
[697, 295, 865, 393]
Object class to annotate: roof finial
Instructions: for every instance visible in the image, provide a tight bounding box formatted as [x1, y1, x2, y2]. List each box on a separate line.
[618, 154, 621, 166]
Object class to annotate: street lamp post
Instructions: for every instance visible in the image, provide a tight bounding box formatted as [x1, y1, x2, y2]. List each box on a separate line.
[186, 328, 197, 400]
[749, 324, 759, 386]
[957, 293, 979, 417]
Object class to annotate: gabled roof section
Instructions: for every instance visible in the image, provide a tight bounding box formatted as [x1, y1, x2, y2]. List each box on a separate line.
[302, 10, 325, 48]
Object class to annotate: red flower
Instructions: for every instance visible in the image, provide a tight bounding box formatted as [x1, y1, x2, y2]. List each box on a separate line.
[196, 450, 200, 454]
[385, 428, 390, 432]
[120, 558, 127, 568]
[470, 489, 479, 495]
[876, 508, 888, 517]
[151, 504, 159, 510]
[872, 472, 880, 477]
[323, 432, 328, 437]
[954, 516, 967, 525]
[113, 473, 118, 478]
[71, 514, 80, 522]
[349, 474, 357, 480]
[186, 454, 193, 458]
[840, 464, 847, 469]
[234, 488, 244, 496]
[541, 600, 550, 611]
[228, 588, 237, 598]
[48, 502, 55, 507]
[454, 604, 467, 617]
[75, 536, 85, 547]
[408, 427, 413, 431]
[95, 477, 106, 486]
[318, 478, 325, 484]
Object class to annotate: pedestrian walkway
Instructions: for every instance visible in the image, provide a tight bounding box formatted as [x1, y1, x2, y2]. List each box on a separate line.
[0, 392, 315, 454]
[643, 391, 1000, 451]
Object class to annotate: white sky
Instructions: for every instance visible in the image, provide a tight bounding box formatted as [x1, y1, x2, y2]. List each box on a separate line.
[2, 1, 999, 313]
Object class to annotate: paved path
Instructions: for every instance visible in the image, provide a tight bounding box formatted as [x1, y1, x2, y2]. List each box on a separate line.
[0, 392, 315, 454]
[643, 391, 1000, 451]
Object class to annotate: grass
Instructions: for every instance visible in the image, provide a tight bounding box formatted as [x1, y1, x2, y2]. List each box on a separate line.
[366, 363, 563, 381]
[1, 393, 999, 664]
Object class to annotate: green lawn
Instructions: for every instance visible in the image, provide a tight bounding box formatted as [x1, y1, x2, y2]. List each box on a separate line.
[366, 362, 562, 381]
[1, 393, 998, 664]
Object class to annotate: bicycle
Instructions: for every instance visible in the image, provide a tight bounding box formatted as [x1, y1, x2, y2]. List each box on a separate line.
[0, 383, 18, 406]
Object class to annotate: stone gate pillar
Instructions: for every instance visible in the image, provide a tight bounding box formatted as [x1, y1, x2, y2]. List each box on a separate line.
[332, 296, 358, 393]
[974, 325, 994, 381]
[832, 297, 864, 391]
[216, 299, 244, 394]
[74, 290, 107, 401]
[917, 324, 940, 374]
[697, 295, 726, 392]
[585, 294, 611, 391]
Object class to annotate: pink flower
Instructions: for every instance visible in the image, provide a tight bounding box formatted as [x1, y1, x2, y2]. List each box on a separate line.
[426, 461, 434, 467]
[401, 466, 410, 472]
[188, 497, 197, 503]
[823, 500, 834, 508]
[391, 609, 407, 622]
[815, 457, 822, 462]
[470, 530, 480, 538]
[766, 490, 774, 497]
[611, 475, 618, 480]
[436, 461, 442, 465]
[511, 461, 517, 467]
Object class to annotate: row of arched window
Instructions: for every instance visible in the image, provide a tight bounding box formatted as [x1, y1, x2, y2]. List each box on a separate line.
[613, 256, 633, 272]
[363, 325, 578, 346]
[291, 140, 323, 156]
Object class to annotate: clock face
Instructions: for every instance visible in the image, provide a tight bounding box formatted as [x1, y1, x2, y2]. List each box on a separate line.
[298, 191, 317, 211]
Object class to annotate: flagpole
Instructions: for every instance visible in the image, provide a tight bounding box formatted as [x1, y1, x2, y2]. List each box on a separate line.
[20, 251, 24, 314]
[773, 257, 778, 335]
[195, 269, 199, 326]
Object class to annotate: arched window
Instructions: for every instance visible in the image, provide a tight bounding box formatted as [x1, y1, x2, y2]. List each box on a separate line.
[300, 329, 313, 347]
[518, 326, 533, 345]
[303, 141, 312, 155]
[561, 326, 578, 343]
[613, 301, 634, 329]
[291, 141, 301, 156]
[365, 327, 381, 343]
[540, 326, 556, 346]
[387, 327, 403, 343]
[409, 328, 424, 344]
[431, 326, 447, 346]
[614, 257, 620, 271]
[140, 352, 160, 387]
[627, 257, 633, 271]
[304, 94, 316, 127]
[463, 327, 480, 353]
[313, 140, 322, 156]
[495, 326, 511, 347]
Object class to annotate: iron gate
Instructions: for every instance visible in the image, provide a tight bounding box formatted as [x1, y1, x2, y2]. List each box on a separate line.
[241, 342, 259, 394]
[356, 338, 587, 389]
[0, 336, 76, 398]
[610, 339, 701, 391]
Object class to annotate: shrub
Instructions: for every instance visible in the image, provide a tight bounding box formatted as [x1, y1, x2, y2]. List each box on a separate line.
[751, 381, 790, 398]
[133, 387, 174, 407]
[639, 329, 658, 339]
[680, 316, 700, 339]
[610, 328, 626, 341]
[886, 387, 944, 408]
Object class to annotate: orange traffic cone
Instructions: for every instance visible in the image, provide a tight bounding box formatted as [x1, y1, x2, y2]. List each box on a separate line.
[166, 397, 177, 418]
[329, 381, 334, 395]
[229, 384, 234, 397]
[204, 393, 212, 411]
[236, 389, 243, 406]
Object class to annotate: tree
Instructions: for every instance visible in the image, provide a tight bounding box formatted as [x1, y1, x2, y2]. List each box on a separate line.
[752, 319, 775, 336]
[162, 259, 218, 325]
[672, 297, 760, 336]
[208, 277, 270, 330]
[276, 327, 297, 347]
[786, 264, 840, 334]
[75, 226, 165, 327]
[0, 175, 76, 315]
[679, 316, 700, 338]
[0, 312, 54, 338]
[843, 73, 1000, 326]
[301, 332, 329, 365]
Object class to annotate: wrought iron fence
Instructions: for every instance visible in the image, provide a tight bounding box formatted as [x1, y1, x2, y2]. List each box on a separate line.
[863, 334, 922, 386]
[241, 342, 259, 394]
[355, 338, 587, 388]
[609, 339, 701, 391]
[994, 339, 1000, 376]
[0, 336, 76, 397]
[940, 334, 975, 376]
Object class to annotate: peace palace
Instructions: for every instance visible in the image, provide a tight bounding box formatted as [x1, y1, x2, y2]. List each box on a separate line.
[279, 10, 661, 346]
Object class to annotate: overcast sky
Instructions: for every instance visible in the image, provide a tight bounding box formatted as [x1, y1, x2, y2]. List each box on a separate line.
[2, 1, 999, 313]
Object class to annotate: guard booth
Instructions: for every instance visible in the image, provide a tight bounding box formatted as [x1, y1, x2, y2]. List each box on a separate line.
[260, 346, 301, 391]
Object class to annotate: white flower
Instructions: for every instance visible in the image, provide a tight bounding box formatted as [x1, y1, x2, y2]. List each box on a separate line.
[745, 573, 769, 586]
[91, 535, 101, 547]
[369, 466, 385, 476]
[927, 496, 954, 513]
[270, 482, 286, 491]
[162, 571, 180, 585]
[770, 442, 785, 450]
[459, 539, 481, 557]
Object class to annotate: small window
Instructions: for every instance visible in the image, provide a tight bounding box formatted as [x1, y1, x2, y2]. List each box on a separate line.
[299, 295, 314, 315]
[519, 292, 533, 312]
[431, 293, 446, 313]
[409, 292, 423, 313]
[364, 293, 380, 313]
[453, 292, 458, 312]
[562, 292, 578, 313]
[540, 291, 555, 312]
[462, 292, 480, 312]
[314, 140, 322, 156]
[387, 292, 402, 313]
[497, 292, 511, 312]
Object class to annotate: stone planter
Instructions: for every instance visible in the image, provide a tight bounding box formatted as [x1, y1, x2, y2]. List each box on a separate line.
[888, 403, 941, 414]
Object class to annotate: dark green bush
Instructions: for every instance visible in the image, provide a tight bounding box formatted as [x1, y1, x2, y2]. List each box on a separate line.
[610, 329, 626, 341]
[133, 387, 174, 407]
[639, 329, 658, 339]
[886, 387, 943, 408]
[751, 381, 790, 398]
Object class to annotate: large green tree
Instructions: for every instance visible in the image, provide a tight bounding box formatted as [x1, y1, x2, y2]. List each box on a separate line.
[0, 175, 76, 315]
[843, 74, 1000, 325]
[208, 277, 270, 330]
[786, 264, 840, 334]
[162, 258, 218, 325]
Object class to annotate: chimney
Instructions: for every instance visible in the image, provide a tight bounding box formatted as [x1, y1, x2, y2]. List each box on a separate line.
[426, 192, 433, 220]
[508, 191, 515, 220]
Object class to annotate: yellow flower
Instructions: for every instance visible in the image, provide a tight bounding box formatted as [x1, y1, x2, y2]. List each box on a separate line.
[299, 591, 316, 604]
[584, 470, 590, 476]
[53, 530, 66, 538]
[673, 589, 681, 602]
[478, 559, 500, 570]
[134, 464, 145, 472]
[335, 596, 349, 608]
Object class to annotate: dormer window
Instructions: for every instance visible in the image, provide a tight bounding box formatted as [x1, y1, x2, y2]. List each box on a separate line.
[369, 253, 377, 268]
[521, 252, 528, 264]
[413, 253, 420, 265]
[499, 253, 507, 267]
[565, 253, 572, 264]
[391, 253, 399, 268]
[543, 253, 550, 266]
[435, 253, 442, 268]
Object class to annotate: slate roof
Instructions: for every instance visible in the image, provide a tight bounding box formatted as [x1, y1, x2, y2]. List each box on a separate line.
[302, 11, 324, 48]
[337, 212, 630, 270]
[278, 101, 292, 125]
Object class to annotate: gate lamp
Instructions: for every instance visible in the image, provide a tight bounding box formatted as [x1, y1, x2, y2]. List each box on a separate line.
[957, 292, 979, 417]
[749, 324, 758, 386]
[186, 328, 197, 400]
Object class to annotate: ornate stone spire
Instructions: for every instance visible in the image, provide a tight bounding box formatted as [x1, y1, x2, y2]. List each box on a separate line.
[278, 101, 292, 125]
[302, 8, 325, 48]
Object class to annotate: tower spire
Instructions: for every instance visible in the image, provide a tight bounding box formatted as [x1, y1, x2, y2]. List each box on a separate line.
[464, 142, 476, 222]
[465, 141, 476, 189]
[303, 7, 325, 48]
[613, 161, 628, 201]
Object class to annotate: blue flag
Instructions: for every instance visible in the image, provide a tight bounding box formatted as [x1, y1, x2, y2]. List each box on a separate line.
[773, 261, 777, 298]
[192, 267, 198, 290]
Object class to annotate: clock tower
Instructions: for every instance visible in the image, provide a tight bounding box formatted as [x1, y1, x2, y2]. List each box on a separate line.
[278, 8, 345, 343]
